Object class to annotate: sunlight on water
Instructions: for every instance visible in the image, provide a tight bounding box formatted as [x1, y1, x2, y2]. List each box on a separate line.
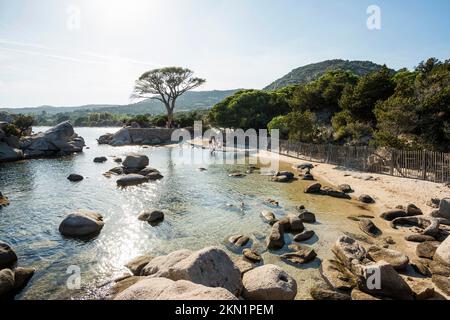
[0, 127, 373, 300]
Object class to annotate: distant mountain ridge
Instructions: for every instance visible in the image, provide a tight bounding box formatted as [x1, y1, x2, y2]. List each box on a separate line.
[1, 89, 240, 115]
[264, 59, 392, 90]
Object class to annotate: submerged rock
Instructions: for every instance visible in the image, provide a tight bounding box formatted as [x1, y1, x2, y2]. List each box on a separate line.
[242, 265, 297, 300]
[242, 249, 262, 263]
[115, 278, 237, 300]
[261, 210, 277, 225]
[59, 210, 104, 238]
[138, 210, 164, 223]
[228, 235, 250, 247]
[117, 174, 149, 187]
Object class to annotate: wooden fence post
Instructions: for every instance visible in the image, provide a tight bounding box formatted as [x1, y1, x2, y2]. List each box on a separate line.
[422, 150, 427, 180]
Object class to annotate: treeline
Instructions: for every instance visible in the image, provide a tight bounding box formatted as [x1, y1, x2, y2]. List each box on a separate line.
[33, 110, 207, 128]
[208, 58, 450, 152]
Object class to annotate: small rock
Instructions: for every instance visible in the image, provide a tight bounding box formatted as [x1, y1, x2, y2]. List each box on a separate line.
[13, 267, 35, 291]
[93, 157, 107, 163]
[271, 175, 291, 183]
[406, 204, 423, 216]
[358, 219, 382, 238]
[310, 285, 351, 300]
[281, 245, 317, 264]
[109, 167, 124, 175]
[321, 187, 351, 199]
[117, 174, 149, 187]
[125, 255, 153, 276]
[242, 249, 262, 262]
[228, 235, 250, 247]
[260, 210, 277, 225]
[339, 184, 353, 193]
[405, 234, 436, 243]
[416, 241, 440, 260]
[59, 210, 104, 238]
[380, 210, 407, 221]
[138, 210, 164, 223]
[298, 210, 316, 223]
[359, 194, 375, 204]
[0, 242, 17, 269]
[302, 174, 315, 181]
[0, 268, 15, 298]
[265, 199, 279, 207]
[384, 236, 395, 245]
[113, 157, 123, 163]
[304, 183, 322, 194]
[320, 260, 356, 291]
[266, 222, 285, 250]
[67, 174, 83, 182]
[367, 246, 410, 270]
[146, 172, 164, 181]
[410, 259, 431, 277]
[294, 230, 315, 242]
[287, 214, 304, 232]
[242, 265, 297, 300]
[229, 173, 246, 178]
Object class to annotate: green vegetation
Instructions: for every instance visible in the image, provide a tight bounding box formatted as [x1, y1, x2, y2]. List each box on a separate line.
[264, 59, 390, 91]
[208, 58, 450, 152]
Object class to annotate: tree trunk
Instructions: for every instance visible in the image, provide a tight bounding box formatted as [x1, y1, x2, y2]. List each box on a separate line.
[164, 102, 174, 128]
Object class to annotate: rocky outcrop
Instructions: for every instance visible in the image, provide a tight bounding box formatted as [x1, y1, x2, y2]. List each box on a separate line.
[59, 210, 104, 238]
[141, 247, 242, 296]
[0, 121, 85, 162]
[98, 127, 178, 146]
[242, 265, 297, 300]
[115, 278, 237, 300]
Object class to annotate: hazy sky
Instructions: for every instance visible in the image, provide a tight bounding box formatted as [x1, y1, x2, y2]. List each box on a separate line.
[1, 0, 449, 108]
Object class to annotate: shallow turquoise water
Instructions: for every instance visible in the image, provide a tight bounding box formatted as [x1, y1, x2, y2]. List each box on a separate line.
[0, 127, 371, 300]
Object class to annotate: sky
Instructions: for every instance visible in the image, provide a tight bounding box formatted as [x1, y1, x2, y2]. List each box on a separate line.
[0, 0, 449, 108]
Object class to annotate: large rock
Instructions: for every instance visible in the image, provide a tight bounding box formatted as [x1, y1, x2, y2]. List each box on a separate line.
[438, 198, 450, 220]
[331, 236, 366, 269]
[0, 142, 23, 162]
[0, 242, 18, 269]
[242, 265, 297, 300]
[357, 261, 413, 300]
[265, 222, 285, 250]
[123, 154, 149, 170]
[115, 278, 237, 300]
[59, 210, 104, 237]
[367, 246, 409, 270]
[0, 269, 15, 298]
[117, 174, 149, 187]
[142, 247, 242, 296]
[21, 122, 85, 159]
[416, 241, 440, 260]
[434, 236, 450, 267]
[125, 255, 154, 276]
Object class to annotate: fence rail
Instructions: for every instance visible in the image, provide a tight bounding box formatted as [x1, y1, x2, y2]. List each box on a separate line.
[276, 140, 450, 183]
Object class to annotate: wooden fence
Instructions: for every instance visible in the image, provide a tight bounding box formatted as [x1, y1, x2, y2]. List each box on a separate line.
[276, 140, 450, 183]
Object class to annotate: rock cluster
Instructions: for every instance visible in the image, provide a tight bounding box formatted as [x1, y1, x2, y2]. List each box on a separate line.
[119, 247, 298, 300]
[0, 121, 85, 162]
[0, 241, 35, 299]
[105, 154, 164, 187]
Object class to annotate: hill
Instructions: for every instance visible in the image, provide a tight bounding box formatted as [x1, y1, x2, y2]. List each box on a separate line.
[264, 59, 392, 90]
[1, 89, 240, 116]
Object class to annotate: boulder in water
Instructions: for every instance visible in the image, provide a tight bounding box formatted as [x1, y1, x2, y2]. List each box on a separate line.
[59, 210, 104, 238]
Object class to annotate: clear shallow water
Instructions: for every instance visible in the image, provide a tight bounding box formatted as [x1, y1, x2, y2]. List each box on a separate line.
[0, 127, 376, 300]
